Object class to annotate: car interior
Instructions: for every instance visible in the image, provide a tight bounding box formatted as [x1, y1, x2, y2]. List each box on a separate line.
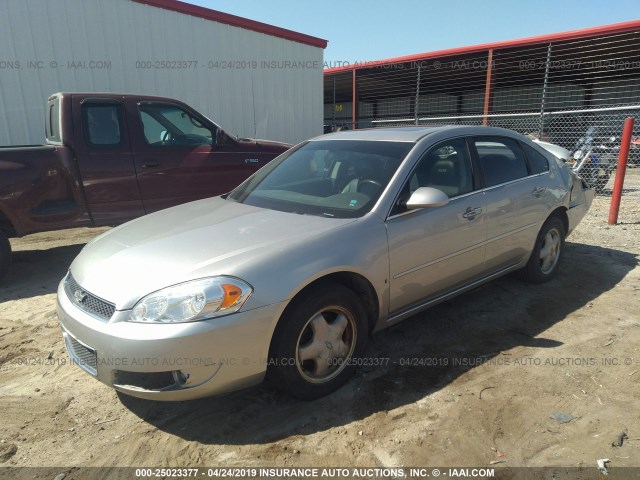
[407, 143, 473, 199]
[475, 142, 529, 187]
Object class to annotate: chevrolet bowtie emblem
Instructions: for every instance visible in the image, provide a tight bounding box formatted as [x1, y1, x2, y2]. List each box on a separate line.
[74, 290, 87, 303]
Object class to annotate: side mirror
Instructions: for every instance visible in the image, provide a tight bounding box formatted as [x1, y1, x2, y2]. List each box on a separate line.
[406, 187, 449, 209]
[215, 128, 227, 147]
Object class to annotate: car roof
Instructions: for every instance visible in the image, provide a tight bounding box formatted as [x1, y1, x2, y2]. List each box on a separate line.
[313, 125, 526, 143]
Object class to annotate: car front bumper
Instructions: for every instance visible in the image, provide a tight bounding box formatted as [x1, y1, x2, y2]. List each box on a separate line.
[56, 279, 284, 401]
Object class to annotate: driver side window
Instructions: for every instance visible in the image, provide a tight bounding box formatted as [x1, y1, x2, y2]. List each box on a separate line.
[139, 104, 214, 147]
[412, 138, 474, 193]
[393, 138, 474, 215]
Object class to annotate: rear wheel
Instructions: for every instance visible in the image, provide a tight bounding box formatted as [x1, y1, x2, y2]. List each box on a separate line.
[268, 284, 367, 400]
[519, 216, 565, 284]
[0, 231, 11, 282]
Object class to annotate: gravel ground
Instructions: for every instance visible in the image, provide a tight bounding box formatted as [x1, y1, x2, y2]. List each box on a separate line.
[1, 170, 639, 478]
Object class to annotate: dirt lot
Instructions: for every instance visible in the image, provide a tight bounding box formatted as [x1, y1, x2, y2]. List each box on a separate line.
[1, 175, 639, 477]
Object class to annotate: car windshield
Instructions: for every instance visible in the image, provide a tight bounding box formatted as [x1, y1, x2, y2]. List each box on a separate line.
[228, 140, 413, 218]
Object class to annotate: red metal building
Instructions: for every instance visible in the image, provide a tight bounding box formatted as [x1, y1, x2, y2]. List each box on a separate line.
[323, 20, 640, 151]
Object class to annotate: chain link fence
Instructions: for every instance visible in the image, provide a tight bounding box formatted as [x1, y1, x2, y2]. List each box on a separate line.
[487, 107, 640, 197]
[325, 28, 640, 205]
[367, 106, 640, 197]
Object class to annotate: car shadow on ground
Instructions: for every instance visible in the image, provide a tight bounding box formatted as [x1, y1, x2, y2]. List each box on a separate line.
[0, 245, 83, 302]
[119, 242, 638, 445]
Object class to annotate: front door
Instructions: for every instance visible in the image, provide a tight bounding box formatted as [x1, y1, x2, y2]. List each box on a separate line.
[386, 137, 487, 314]
[133, 102, 260, 213]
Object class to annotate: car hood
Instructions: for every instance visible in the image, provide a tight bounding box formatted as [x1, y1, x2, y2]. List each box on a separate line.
[70, 197, 354, 309]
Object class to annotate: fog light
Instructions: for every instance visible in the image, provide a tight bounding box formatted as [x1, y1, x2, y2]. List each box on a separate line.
[172, 370, 189, 386]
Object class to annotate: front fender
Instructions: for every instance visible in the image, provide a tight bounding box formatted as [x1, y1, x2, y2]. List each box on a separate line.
[236, 214, 390, 324]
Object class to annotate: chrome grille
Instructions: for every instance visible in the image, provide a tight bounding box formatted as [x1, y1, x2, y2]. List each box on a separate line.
[63, 332, 97, 376]
[64, 273, 115, 321]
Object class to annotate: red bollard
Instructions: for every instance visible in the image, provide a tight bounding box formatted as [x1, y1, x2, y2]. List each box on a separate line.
[608, 117, 635, 225]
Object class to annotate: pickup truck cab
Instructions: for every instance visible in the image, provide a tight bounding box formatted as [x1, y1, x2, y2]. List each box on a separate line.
[0, 93, 291, 281]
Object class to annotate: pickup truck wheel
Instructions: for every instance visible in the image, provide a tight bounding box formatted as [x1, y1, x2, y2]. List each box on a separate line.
[0, 231, 11, 281]
[267, 284, 367, 400]
[519, 216, 565, 284]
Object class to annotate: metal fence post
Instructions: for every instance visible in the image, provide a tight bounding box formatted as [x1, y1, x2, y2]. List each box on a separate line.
[414, 64, 421, 125]
[539, 43, 552, 138]
[352, 68, 358, 130]
[608, 117, 635, 224]
[482, 49, 494, 126]
[332, 75, 336, 128]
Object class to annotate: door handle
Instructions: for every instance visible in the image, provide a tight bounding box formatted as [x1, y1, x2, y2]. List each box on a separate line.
[532, 187, 546, 197]
[142, 162, 159, 168]
[462, 207, 482, 220]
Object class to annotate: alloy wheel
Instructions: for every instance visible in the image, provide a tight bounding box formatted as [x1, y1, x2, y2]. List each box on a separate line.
[295, 306, 356, 384]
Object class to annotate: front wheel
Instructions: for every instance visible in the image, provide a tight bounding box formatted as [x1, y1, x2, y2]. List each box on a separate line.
[267, 284, 368, 400]
[0, 231, 11, 282]
[519, 216, 566, 284]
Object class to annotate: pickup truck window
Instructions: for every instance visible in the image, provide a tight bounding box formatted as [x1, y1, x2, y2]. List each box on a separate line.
[139, 104, 214, 147]
[82, 104, 122, 147]
[45, 97, 62, 144]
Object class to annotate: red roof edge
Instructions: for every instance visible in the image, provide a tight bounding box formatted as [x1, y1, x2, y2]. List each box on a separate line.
[132, 0, 328, 49]
[325, 19, 640, 74]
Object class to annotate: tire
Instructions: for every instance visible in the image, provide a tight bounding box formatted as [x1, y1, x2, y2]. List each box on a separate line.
[267, 283, 368, 400]
[0, 231, 11, 282]
[519, 216, 566, 284]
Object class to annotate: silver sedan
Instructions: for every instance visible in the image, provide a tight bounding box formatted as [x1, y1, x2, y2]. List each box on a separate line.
[57, 126, 594, 401]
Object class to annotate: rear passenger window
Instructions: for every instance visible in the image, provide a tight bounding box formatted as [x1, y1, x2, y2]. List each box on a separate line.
[522, 143, 550, 175]
[474, 137, 528, 187]
[46, 98, 62, 143]
[82, 104, 123, 147]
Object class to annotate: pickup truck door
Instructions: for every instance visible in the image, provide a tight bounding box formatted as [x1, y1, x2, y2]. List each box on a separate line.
[72, 97, 145, 226]
[131, 102, 267, 213]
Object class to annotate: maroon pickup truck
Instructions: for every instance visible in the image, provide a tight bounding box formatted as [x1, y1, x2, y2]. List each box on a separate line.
[0, 93, 291, 281]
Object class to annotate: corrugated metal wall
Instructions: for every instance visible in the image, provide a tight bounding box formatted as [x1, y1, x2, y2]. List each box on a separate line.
[324, 29, 640, 128]
[0, 0, 323, 145]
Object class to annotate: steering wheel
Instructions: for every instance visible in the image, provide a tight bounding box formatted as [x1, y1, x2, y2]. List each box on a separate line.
[168, 133, 211, 146]
[357, 179, 382, 196]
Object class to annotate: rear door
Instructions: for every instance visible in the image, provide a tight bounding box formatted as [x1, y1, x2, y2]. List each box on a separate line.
[131, 102, 262, 213]
[386, 137, 487, 313]
[72, 96, 145, 225]
[471, 136, 552, 271]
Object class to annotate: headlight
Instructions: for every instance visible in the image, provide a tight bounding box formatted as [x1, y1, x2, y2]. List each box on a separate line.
[128, 276, 252, 324]
[573, 150, 583, 160]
